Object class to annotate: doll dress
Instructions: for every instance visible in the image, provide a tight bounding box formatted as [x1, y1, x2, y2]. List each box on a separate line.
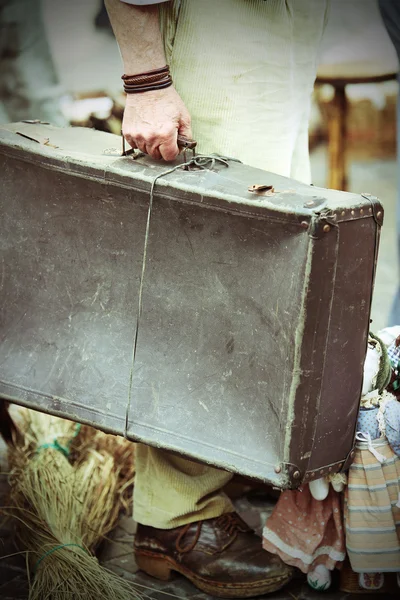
[344, 404, 400, 573]
[262, 485, 346, 573]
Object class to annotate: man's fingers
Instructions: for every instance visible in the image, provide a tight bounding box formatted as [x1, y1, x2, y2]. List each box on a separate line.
[123, 132, 137, 150]
[158, 138, 180, 161]
[135, 138, 147, 154]
[146, 144, 162, 160]
[178, 121, 193, 145]
[124, 128, 179, 161]
[156, 126, 179, 160]
[142, 137, 172, 160]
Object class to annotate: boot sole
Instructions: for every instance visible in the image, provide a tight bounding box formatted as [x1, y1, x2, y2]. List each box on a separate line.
[135, 549, 293, 598]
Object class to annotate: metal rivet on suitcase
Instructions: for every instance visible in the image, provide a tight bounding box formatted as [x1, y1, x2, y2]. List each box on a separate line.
[293, 470, 300, 479]
[304, 196, 325, 209]
[274, 465, 282, 474]
[323, 224, 331, 233]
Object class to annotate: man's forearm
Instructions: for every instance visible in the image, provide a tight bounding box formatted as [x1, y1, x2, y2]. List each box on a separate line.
[107, 0, 192, 161]
[105, 0, 166, 74]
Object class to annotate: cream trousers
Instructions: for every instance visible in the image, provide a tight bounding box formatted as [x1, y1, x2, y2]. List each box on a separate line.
[133, 0, 330, 529]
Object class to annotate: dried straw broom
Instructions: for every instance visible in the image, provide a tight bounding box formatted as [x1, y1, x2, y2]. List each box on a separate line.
[5, 410, 143, 600]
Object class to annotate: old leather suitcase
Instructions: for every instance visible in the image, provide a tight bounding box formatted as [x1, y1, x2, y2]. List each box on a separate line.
[0, 122, 383, 488]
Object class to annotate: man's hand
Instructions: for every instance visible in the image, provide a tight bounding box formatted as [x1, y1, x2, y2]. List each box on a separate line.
[123, 86, 192, 161]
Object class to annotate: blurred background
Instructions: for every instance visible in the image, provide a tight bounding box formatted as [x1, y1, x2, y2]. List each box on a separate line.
[0, 0, 399, 330]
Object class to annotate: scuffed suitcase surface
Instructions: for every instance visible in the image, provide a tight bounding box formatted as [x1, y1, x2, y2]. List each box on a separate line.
[128, 199, 309, 480]
[0, 123, 382, 487]
[0, 144, 148, 432]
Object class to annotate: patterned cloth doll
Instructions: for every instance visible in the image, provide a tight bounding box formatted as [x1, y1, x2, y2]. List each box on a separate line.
[344, 332, 400, 591]
[262, 481, 346, 591]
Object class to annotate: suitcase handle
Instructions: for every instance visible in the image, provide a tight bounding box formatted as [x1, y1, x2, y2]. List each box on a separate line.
[177, 135, 197, 167]
[177, 134, 197, 151]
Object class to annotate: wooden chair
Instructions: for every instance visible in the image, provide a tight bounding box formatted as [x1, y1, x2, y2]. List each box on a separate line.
[316, 62, 397, 191]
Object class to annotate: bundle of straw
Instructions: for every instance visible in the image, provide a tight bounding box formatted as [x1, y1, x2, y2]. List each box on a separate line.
[72, 424, 135, 516]
[5, 409, 143, 600]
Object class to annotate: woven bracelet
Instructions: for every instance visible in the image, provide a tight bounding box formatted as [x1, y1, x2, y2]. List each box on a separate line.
[123, 72, 171, 86]
[124, 79, 172, 93]
[121, 65, 169, 80]
[123, 73, 171, 88]
[122, 65, 172, 94]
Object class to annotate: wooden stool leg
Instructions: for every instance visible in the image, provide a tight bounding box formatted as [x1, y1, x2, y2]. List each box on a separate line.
[328, 85, 348, 191]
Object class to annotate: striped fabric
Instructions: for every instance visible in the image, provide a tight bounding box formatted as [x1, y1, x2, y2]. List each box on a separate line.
[344, 438, 400, 573]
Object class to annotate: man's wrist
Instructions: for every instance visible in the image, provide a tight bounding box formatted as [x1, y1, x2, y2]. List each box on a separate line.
[122, 65, 173, 93]
[124, 84, 176, 104]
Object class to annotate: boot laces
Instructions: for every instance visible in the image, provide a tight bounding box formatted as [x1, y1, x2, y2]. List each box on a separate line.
[175, 513, 250, 554]
[215, 513, 251, 536]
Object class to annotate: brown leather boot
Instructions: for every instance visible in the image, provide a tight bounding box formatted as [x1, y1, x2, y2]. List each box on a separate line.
[134, 512, 293, 598]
